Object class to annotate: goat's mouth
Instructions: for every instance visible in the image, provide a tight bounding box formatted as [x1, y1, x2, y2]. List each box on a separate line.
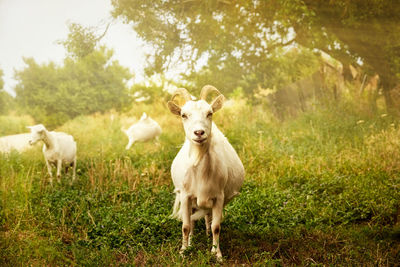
[29, 140, 37, 146]
[193, 138, 207, 144]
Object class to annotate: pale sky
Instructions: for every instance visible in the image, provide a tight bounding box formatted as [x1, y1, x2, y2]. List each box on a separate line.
[0, 0, 148, 96]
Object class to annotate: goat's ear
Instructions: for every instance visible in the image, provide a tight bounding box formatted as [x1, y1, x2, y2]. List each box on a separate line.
[168, 101, 181, 116]
[140, 112, 147, 120]
[211, 95, 225, 112]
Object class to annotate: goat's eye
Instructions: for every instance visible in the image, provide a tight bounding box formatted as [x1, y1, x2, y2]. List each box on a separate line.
[207, 112, 213, 118]
[181, 114, 188, 119]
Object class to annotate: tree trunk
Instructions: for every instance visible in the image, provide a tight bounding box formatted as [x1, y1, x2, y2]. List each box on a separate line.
[380, 76, 397, 115]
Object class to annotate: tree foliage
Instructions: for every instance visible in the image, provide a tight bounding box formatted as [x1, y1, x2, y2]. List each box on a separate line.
[0, 69, 4, 90]
[111, 0, 400, 103]
[14, 24, 131, 127]
[0, 69, 15, 115]
[58, 23, 99, 59]
[300, 1, 400, 94]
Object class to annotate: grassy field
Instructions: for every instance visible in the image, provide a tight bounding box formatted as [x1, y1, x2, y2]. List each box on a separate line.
[1, 100, 400, 266]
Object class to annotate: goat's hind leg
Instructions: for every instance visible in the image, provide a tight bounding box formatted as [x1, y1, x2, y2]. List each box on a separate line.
[72, 157, 77, 181]
[56, 159, 62, 183]
[205, 213, 211, 236]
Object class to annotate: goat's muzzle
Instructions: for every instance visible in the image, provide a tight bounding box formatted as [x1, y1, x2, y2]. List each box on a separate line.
[193, 130, 207, 144]
[194, 130, 205, 137]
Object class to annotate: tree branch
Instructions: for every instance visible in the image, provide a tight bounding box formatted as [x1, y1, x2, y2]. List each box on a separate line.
[267, 37, 297, 52]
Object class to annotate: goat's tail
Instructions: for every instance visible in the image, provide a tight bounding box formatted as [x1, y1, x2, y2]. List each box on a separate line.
[170, 189, 181, 220]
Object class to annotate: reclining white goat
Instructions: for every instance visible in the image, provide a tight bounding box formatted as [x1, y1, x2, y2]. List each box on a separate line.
[28, 124, 77, 183]
[123, 112, 162, 150]
[168, 85, 245, 260]
[0, 133, 32, 153]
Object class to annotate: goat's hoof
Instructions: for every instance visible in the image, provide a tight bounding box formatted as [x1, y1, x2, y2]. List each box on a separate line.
[179, 248, 186, 258]
[211, 248, 223, 262]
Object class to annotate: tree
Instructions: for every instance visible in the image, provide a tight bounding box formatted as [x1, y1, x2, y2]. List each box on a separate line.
[14, 24, 132, 127]
[57, 22, 110, 59]
[0, 69, 3, 90]
[298, 0, 400, 111]
[112, 0, 299, 95]
[111, 0, 400, 110]
[0, 69, 15, 115]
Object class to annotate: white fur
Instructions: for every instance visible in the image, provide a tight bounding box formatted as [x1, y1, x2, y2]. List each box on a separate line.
[168, 92, 245, 260]
[0, 133, 32, 153]
[28, 124, 77, 183]
[123, 112, 162, 150]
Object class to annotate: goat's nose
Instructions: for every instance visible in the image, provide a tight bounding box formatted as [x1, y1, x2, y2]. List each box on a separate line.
[194, 130, 205, 137]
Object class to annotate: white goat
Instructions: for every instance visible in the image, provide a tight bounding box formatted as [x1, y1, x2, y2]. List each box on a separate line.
[167, 85, 245, 260]
[123, 112, 162, 150]
[27, 124, 77, 183]
[0, 133, 32, 153]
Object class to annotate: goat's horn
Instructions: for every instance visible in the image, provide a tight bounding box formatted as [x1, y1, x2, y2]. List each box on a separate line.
[200, 85, 221, 101]
[171, 88, 192, 102]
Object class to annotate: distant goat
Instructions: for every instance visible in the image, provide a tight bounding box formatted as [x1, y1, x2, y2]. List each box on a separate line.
[123, 112, 162, 150]
[0, 133, 31, 153]
[27, 124, 77, 183]
[167, 85, 245, 260]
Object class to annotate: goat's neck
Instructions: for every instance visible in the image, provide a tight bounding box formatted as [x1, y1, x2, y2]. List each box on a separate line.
[42, 130, 55, 149]
[188, 136, 211, 167]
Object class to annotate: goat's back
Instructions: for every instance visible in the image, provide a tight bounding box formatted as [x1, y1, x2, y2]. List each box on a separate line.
[209, 125, 244, 203]
[126, 119, 161, 142]
[0, 133, 31, 153]
[44, 132, 76, 163]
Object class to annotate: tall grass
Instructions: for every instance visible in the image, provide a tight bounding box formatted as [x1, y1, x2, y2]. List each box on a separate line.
[0, 114, 35, 136]
[1, 100, 400, 265]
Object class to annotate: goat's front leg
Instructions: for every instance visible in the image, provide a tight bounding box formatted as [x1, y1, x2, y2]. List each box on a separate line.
[211, 196, 224, 260]
[180, 195, 192, 254]
[45, 158, 53, 184]
[56, 159, 62, 182]
[125, 138, 134, 150]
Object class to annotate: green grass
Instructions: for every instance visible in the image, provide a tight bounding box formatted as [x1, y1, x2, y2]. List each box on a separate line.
[0, 114, 35, 136]
[1, 100, 400, 265]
